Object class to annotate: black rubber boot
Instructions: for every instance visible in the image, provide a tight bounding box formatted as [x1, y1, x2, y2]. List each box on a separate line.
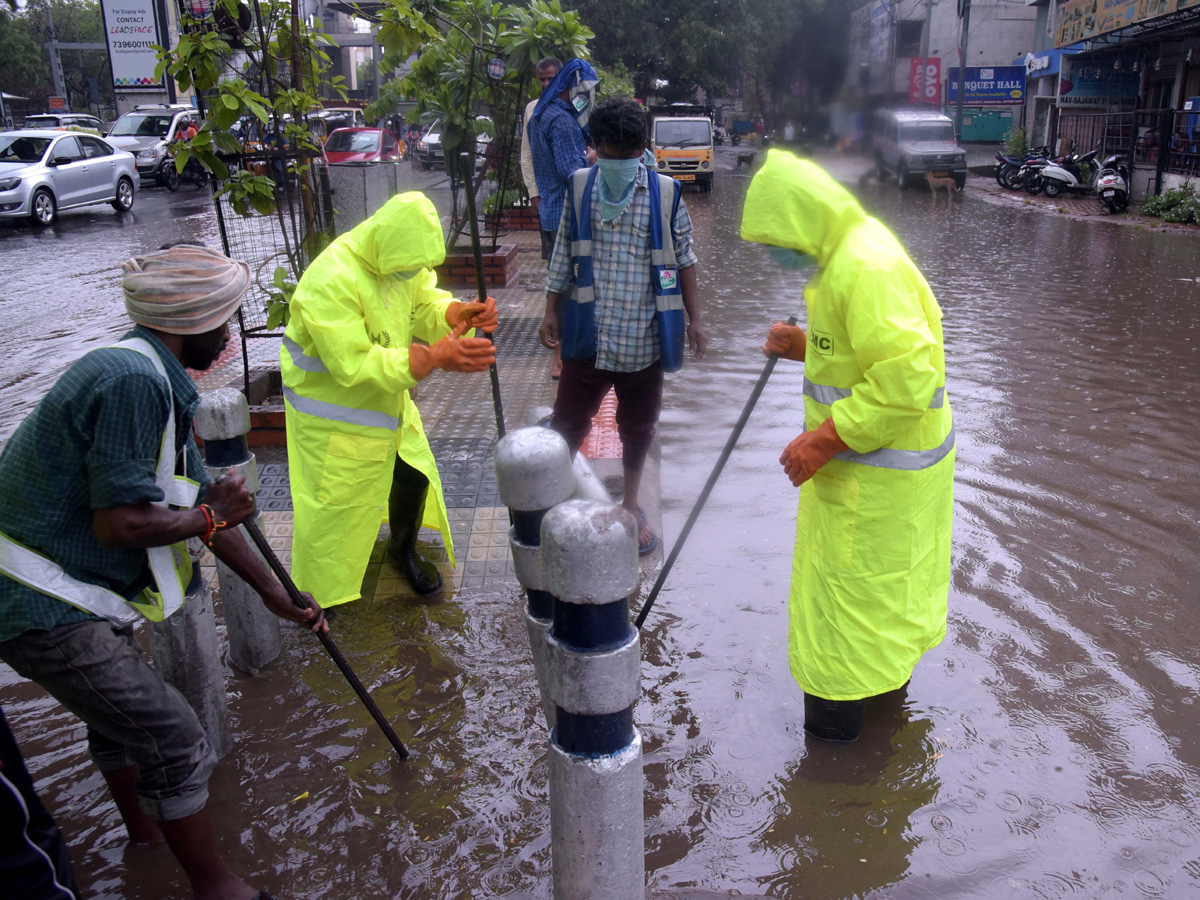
[388, 461, 444, 596]
[803, 693, 866, 743]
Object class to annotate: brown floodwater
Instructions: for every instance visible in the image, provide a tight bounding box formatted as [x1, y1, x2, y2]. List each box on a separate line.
[2, 167, 1199, 898]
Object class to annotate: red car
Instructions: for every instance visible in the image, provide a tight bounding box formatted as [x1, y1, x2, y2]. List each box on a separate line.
[324, 127, 405, 163]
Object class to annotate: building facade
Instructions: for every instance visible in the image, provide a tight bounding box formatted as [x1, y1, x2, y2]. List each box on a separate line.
[849, 0, 1039, 139]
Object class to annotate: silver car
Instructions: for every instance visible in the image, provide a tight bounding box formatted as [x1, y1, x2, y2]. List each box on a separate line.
[0, 130, 138, 225]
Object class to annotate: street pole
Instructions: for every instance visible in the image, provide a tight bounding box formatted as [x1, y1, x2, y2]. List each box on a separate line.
[955, 0, 971, 141]
[921, 0, 934, 108]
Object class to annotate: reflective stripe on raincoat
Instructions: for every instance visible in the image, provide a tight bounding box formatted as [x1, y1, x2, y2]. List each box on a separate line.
[741, 151, 955, 701]
[282, 193, 459, 608]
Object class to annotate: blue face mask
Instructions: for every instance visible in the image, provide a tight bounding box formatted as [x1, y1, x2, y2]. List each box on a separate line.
[596, 157, 642, 222]
[767, 246, 814, 270]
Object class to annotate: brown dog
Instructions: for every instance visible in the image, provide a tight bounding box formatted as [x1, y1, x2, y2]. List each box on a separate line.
[926, 171, 959, 197]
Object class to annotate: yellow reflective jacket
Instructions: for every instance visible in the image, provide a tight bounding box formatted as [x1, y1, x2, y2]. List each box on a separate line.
[282, 193, 460, 608]
[742, 151, 955, 700]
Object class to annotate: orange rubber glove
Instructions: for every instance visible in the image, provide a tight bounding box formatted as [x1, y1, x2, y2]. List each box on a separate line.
[445, 297, 499, 333]
[408, 325, 496, 381]
[780, 417, 849, 486]
[763, 322, 806, 361]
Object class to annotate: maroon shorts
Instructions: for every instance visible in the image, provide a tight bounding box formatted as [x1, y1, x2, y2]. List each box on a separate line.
[549, 357, 663, 472]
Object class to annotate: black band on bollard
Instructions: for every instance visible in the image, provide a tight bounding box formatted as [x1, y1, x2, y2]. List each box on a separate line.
[202, 436, 251, 469]
[512, 508, 548, 546]
[553, 706, 635, 756]
[527, 588, 554, 621]
[551, 598, 632, 652]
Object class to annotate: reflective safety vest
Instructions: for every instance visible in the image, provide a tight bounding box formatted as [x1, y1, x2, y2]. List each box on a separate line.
[561, 166, 687, 371]
[0, 339, 197, 626]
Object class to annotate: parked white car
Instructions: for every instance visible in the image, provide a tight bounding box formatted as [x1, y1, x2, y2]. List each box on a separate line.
[0, 130, 138, 225]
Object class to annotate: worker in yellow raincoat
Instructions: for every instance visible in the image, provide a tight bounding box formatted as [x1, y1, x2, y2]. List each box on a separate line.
[741, 152, 955, 742]
[282, 193, 497, 605]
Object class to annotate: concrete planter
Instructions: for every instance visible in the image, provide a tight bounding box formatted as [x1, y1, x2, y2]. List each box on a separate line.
[434, 243, 520, 287]
[485, 206, 540, 231]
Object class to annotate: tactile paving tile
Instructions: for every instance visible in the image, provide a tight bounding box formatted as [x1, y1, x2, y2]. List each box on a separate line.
[492, 315, 547, 358]
[256, 462, 293, 511]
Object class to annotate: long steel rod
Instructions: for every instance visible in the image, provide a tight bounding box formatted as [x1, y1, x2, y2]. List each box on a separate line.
[634, 316, 798, 630]
[241, 518, 409, 760]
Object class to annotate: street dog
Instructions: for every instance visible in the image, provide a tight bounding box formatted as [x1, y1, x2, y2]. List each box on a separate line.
[736, 150, 757, 169]
[926, 171, 959, 198]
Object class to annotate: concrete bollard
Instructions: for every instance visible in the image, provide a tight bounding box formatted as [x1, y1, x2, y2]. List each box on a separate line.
[194, 389, 282, 674]
[523, 406, 610, 504]
[541, 499, 644, 900]
[147, 576, 234, 758]
[494, 427, 576, 728]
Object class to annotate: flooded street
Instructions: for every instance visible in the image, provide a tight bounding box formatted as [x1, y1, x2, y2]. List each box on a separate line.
[2, 161, 1199, 898]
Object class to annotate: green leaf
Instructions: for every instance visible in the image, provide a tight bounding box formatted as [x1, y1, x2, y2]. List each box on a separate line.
[223, 94, 239, 110]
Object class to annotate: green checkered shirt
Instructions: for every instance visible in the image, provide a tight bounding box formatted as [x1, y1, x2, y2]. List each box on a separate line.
[0, 327, 209, 642]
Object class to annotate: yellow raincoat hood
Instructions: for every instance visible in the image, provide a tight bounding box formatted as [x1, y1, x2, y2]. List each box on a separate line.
[740, 151, 866, 267]
[345, 192, 446, 276]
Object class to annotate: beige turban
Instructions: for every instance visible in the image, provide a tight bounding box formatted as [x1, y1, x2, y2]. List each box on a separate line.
[121, 245, 251, 335]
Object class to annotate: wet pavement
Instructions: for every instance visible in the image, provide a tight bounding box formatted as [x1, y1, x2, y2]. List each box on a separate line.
[2, 151, 1200, 898]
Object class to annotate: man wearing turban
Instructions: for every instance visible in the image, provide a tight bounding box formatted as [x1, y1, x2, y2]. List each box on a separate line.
[0, 243, 324, 900]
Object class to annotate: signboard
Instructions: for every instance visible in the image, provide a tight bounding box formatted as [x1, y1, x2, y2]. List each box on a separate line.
[1058, 60, 1141, 107]
[47, 96, 67, 111]
[908, 58, 942, 106]
[99, 0, 163, 89]
[1055, 0, 1200, 49]
[947, 66, 1026, 105]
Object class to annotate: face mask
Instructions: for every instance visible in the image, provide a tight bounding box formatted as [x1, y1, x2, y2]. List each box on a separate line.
[597, 157, 641, 196]
[767, 246, 814, 270]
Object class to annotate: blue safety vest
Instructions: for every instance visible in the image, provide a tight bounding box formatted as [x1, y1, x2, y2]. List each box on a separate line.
[561, 166, 687, 372]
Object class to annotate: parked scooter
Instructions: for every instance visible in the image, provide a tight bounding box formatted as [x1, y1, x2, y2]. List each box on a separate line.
[1095, 154, 1130, 213]
[1039, 149, 1099, 198]
[713, 128, 725, 146]
[730, 131, 742, 147]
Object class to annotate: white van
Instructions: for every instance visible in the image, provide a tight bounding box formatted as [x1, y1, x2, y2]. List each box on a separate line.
[873, 109, 967, 188]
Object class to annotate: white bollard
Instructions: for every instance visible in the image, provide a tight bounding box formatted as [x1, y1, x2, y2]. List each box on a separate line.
[523, 406, 611, 504]
[194, 389, 282, 674]
[494, 427, 575, 728]
[147, 576, 233, 758]
[541, 499, 644, 900]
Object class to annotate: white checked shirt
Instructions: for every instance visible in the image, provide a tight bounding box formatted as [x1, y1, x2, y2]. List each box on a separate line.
[546, 165, 697, 372]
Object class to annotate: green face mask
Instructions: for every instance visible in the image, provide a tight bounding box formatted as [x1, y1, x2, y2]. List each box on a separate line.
[767, 246, 814, 270]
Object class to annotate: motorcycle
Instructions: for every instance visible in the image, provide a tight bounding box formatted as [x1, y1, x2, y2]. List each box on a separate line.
[1039, 149, 1099, 198]
[730, 131, 742, 147]
[713, 129, 725, 146]
[163, 154, 211, 192]
[994, 145, 1053, 190]
[1095, 154, 1130, 213]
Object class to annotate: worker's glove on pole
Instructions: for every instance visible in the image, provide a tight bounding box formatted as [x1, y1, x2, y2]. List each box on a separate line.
[780, 417, 849, 486]
[408, 324, 496, 380]
[445, 297, 499, 334]
[763, 322, 807, 361]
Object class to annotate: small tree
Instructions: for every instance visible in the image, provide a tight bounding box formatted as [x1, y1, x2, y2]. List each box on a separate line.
[1003, 125, 1028, 159]
[369, 0, 592, 249]
[154, 0, 434, 327]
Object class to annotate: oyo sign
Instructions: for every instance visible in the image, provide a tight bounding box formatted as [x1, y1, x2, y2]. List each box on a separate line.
[908, 57, 941, 105]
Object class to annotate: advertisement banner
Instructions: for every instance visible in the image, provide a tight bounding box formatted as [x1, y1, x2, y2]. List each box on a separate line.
[1058, 60, 1141, 107]
[99, 0, 163, 89]
[1055, 0, 1199, 49]
[908, 58, 942, 106]
[947, 67, 1026, 105]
